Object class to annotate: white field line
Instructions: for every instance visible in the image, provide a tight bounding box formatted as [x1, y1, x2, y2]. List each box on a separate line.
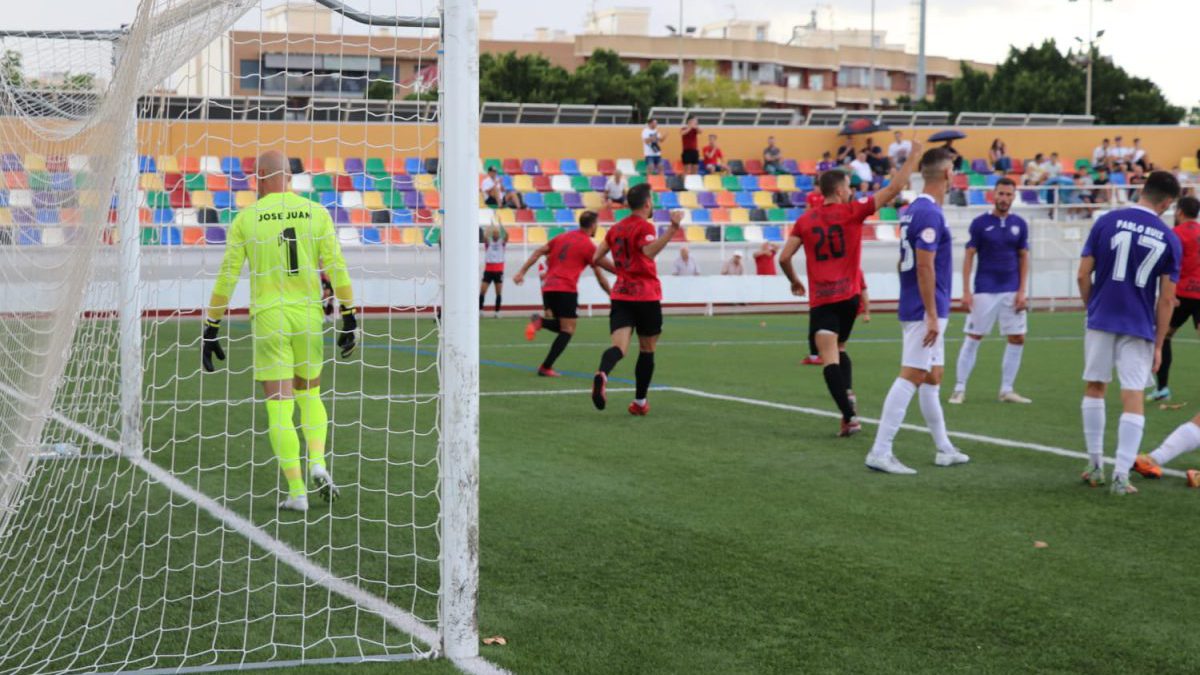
[143, 387, 634, 406]
[483, 335, 1200, 349]
[0, 381, 515, 675]
[665, 386, 1191, 479]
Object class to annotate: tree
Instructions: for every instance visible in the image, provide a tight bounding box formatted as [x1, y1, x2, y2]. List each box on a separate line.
[366, 79, 395, 100]
[922, 40, 1183, 124]
[683, 61, 759, 108]
[60, 72, 95, 91]
[1, 50, 23, 87]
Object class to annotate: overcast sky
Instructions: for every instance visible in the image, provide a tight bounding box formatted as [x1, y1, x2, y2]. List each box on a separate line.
[3, 0, 1195, 107]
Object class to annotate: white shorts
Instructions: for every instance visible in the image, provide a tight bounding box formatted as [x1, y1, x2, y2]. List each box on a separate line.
[1082, 329, 1154, 390]
[901, 318, 950, 371]
[964, 291, 1027, 336]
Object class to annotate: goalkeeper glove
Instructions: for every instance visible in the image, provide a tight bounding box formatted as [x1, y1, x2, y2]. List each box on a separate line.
[337, 306, 358, 358]
[321, 274, 334, 316]
[201, 318, 225, 372]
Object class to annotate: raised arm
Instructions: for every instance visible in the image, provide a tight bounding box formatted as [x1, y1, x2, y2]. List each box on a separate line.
[642, 211, 683, 260]
[778, 234, 806, 297]
[513, 243, 551, 285]
[874, 139, 923, 209]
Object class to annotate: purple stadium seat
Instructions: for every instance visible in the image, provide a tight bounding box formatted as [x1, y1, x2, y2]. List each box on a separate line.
[13, 207, 36, 224]
[392, 175, 415, 192]
[697, 192, 718, 208]
[1, 154, 23, 172]
[1020, 189, 1041, 205]
[652, 209, 669, 222]
[403, 190, 421, 208]
[204, 226, 227, 244]
[521, 159, 541, 175]
[789, 192, 807, 207]
[588, 176, 606, 191]
[782, 159, 800, 174]
[344, 158, 365, 175]
[230, 176, 252, 191]
[971, 159, 990, 174]
[563, 192, 584, 209]
[328, 206, 351, 224]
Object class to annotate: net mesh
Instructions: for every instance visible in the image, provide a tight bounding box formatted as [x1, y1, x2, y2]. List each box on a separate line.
[0, 1, 447, 671]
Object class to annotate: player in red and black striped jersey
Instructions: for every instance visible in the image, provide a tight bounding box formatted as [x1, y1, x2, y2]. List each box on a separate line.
[1150, 196, 1200, 401]
[513, 211, 611, 376]
[590, 183, 683, 415]
[779, 140, 921, 436]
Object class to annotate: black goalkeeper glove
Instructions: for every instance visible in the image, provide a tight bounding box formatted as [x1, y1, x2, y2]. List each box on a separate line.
[337, 307, 358, 358]
[321, 275, 335, 316]
[201, 318, 225, 372]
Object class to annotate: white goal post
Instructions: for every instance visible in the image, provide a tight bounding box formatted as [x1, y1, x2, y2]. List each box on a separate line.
[0, 0, 482, 671]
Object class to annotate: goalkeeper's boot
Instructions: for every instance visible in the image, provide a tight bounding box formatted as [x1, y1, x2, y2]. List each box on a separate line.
[310, 466, 341, 503]
[279, 495, 309, 512]
[1110, 474, 1138, 496]
[1081, 464, 1106, 487]
[1132, 454, 1163, 479]
[524, 313, 543, 341]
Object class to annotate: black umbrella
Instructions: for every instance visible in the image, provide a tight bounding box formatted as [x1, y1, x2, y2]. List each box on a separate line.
[928, 129, 967, 142]
[840, 118, 891, 136]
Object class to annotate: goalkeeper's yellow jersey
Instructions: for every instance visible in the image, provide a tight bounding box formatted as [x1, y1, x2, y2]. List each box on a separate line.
[212, 191, 351, 315]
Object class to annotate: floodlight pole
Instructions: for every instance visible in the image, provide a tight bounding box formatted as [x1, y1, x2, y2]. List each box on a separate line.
[676, 0, 684, 107]
[914, 0, 927, 100]
[868, 0, 876, 112]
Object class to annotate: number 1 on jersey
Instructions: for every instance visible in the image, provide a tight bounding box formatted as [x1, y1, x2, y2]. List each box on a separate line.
[280, 227, 299, 276]
[1109, 229, 1166, 288]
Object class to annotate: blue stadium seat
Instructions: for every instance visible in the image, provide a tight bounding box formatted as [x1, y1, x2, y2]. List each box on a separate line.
[762, 226, 783, 242]
[392, 209, 415, 225]
[318, 192, 338, 207]
[985, 174, 1001, 187]
[18, 226, 41, 245]
[739, 175, 760, 191]
[212, 192, 234, 210]
[560, 159, 580, 176]
[735, 193, 757, 209]
[968, 190, 988, 206]
[152, 208, 175, 224]
[360, 227, 383, 244]
[659, 192, 680, 209]
[523, 192, 544, 209]
[690, 210, 711, 224]
[138, 156, 156, 174]
[405, 157, 424, 174]
[160, 226, 182, 245]
[785, 208, 803, 220]
[501, 175, 515, 192]
[220, 156, 244, 176]
[794, 175, 814, 191]
[351, 174, 372, 191]
[554, 209, 574, 224]
[35, 209, 58, 224]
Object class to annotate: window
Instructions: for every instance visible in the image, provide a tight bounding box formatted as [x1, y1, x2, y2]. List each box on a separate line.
[757, 63, 779, 85]
[755, 27, 767, 41]
[787, 74, 801, 90]
[628, 62, 641, 74]
[809, 74, 824, 91]
[239, 59, 261, 90]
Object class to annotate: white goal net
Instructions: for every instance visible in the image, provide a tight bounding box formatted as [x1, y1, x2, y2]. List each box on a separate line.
[0, 0, 480, 672]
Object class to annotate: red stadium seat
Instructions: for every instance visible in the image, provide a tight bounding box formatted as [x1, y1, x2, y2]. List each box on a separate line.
[648, 175, 667, 191]
[169, 189, 192, 209]
[797, 160, 818, 175]
[532, 175, 552, 192]
[334, 174, 354, 191]
[5, 172, 28, 189]
[952, 174, 969, 190]
[670, 227, 686, 242]
[242, 157, 257, 175]
[709, 208, 730, 223]
[716, 192, 737, 208]
[504, 225, 524, 243]
[1010, 158, 1024, 174]
[597, 159, 616, 176]
[502, 158, 523, 175]
[515, 209, 535, 223]
[541, 158, 561, 175]
[164, 172, 185, 192]
[744, 159, 765, 175]
[178, 156, 201, 174]
[598, 208, 615, 223]
[758, 175, 778, 192]
[386, 158, 406, 174]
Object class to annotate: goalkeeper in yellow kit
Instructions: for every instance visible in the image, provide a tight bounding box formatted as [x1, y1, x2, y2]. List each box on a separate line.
[201, 150, 357, 512]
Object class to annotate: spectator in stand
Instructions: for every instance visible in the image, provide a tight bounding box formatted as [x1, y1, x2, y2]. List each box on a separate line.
[989, 138, 1012, 173]
[850, 151, 875, 190]
[864, 137, 890, 177]
[1066, 172, 1095, 217]
[753, 242, 778, 275]
[642, 118, 666, 175]
[702, 134, 726, 174]
[480, 166, 501, 206]
[816, 151, 837, 173]
[836, 135, 857, 165]
[1046, 152, 1062, 180]
[1111, 135, 1132, 169]
[1092, 138, 1111, 170]
[941, 139, 966, 171]
[1092, 166, 1111, 204]
[721, 251, 745, 275]
[1132, 138, 1149, 170]
[1128, 163, 1147, 201]
[1024, 153, 1050, 186]
[672, 246, 700, 276]
[763, 136, 783, 174]
[888, 131, 912, 168]
[680, 116, 701, 175]
[502, 188, 525, 210]
[604, 169, 629, 208]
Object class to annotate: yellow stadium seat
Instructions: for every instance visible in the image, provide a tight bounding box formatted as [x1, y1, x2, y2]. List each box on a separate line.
[512, 175, 534, 192]
[677, 192, 699, 209]
[0, 208, 10, 225]
[753, 192, 775, 208]
[776, 174, 796, 192]
[703, 175, 723, 191]
[414, 174, 436, 191]
[191, 191, 214, 209]
[582, 192, 604, 210]
[139, 174, 164, 191]
[685, 226, 705, 243]
[594, 226, 606, 241]
[363, 191, 385, 210]
[495, 209, 516, 225]
[157, 155, 180, 173]
[401, 227, 423, 245]
[235, 191, 257, 208]
[729, 208, 750, 223]
[527, 227, 548, 244]
[24, 154, 46, 172]
[578, 159, 599, 176]
[324, 157, 345, 173]
[1183, 157, 1200, 173]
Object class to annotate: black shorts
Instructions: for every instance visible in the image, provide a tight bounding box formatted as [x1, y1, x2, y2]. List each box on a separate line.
[610, 300, 663, 337]
[1171, 297, 1200, 330]
[543, 291, 579, 319]
[481, 270, 504, 284]
[682, 149, 700, 165]
[810, 296, 860, 344]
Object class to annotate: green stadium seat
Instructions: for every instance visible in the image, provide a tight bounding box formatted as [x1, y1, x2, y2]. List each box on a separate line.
[571, 175, 591, 192]
[968, 174, 987, 187]
[383, 191, 406, 209]
[628, 175, 646, 188]
[548, 227, 566, 239]
[535, 209, 555, 224]
[146, 192, 171, 209]
[767, 208, 787, 222]
[543, 192, 565, 209]
[721, 175, 741, 191]
[878, 207, 899, 221]
[184, 173, 206, 191]
[724, 226, 745, 242]
[423, 227, 441, 246]
[614, 208, 631, 220]
[312, 174, 335, 192]
[483, 158, 502, 174]
[365, 157, 388, 179]
[219, 209, 237, 224]
[140, 227, 160, 245]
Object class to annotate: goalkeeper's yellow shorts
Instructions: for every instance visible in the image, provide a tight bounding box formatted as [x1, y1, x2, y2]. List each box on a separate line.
[251, 305, 325, 381]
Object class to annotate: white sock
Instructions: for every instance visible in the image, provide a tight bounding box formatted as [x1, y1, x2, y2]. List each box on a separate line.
[918, 385, 955, 453]
[1149, 421, 1200, 466]
[870, 378, 917, 458]
[1000, 343, 1024, 394]
[634, 398, 646, 406]
[955, 338, 981, 392]
[1113, 413, 1145, 479]
[1081, 397, 1105, 468]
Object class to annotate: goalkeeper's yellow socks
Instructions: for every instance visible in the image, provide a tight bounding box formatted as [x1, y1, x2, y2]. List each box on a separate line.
[265, 398, 305, 498]
[295, 386, 328, 472]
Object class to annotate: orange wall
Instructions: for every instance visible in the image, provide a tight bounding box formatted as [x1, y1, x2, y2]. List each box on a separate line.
[4, 120, 1197, 170]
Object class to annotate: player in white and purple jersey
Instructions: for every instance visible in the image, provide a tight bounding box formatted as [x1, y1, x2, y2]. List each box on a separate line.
[866, 148, 969, 475]
[1077, 170, 1181, 495]
[950, 177, 1032, 405]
